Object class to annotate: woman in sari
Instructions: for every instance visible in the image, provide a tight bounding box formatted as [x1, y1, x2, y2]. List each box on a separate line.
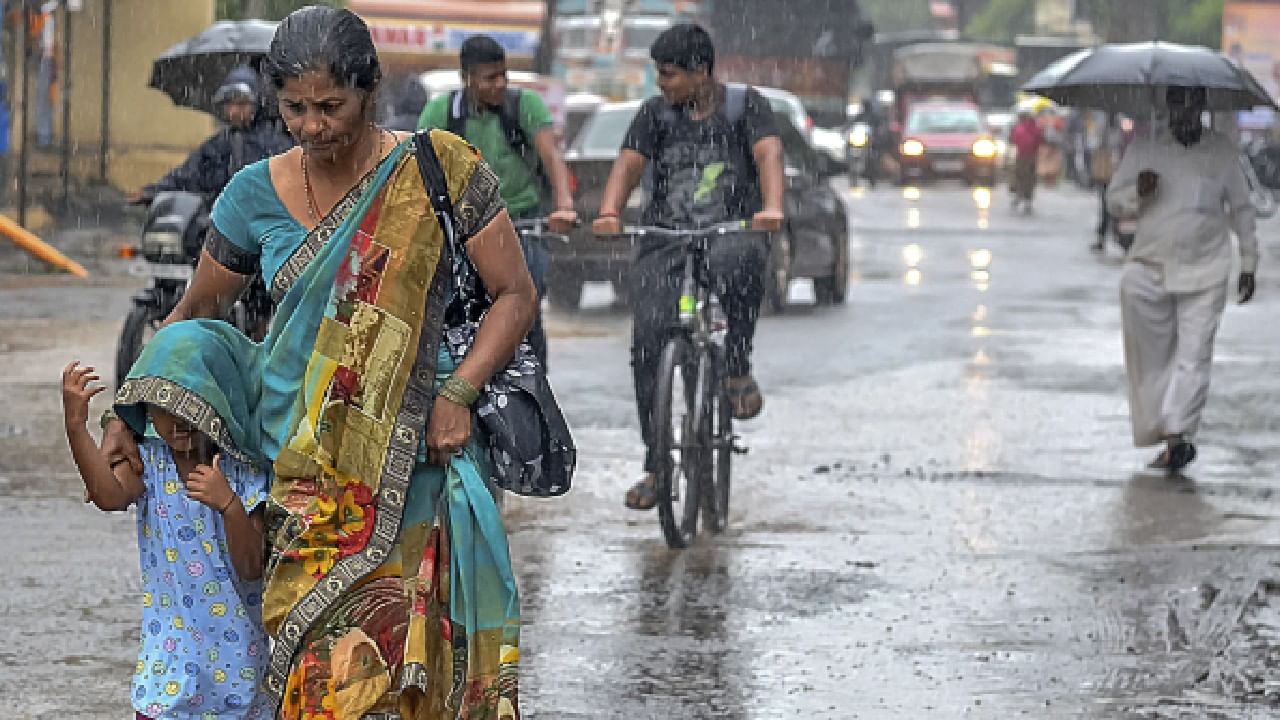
[103, 7, 536, 718]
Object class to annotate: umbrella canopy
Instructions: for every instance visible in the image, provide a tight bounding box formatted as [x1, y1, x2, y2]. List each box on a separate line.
[149, 20, 279, 115]
[1022, 41, 1276, 112]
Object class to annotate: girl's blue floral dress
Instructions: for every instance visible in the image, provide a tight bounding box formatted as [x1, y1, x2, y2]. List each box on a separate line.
[132, 438, 269, 720]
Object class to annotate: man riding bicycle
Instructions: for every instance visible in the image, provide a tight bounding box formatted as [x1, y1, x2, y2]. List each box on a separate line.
[418, 35, 578, 369]
[591, 23, 784, 511]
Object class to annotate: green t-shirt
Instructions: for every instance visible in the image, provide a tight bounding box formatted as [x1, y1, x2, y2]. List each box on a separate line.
[417, 88, 553, 215]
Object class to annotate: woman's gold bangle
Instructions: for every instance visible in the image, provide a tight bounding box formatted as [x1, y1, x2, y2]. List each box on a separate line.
[439, 375, 480, 407]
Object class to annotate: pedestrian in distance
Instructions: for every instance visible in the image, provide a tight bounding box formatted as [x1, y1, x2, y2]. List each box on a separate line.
[1009, 108, 1045, 214]
[1107, 85, 1258, 472]
[62, 321, 271, 720]
[418, 34, 579, 368]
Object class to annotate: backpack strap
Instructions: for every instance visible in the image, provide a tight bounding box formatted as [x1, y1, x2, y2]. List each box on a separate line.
[724, 82, 749, 126]
[499, 87, 532, 159]
[445, 90, 468, 140]
[413, 130, 459, 257]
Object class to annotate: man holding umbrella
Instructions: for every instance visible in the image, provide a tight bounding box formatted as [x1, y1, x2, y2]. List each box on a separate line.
[1106, 85, 1258, 472]
[128, 66, 293, 205]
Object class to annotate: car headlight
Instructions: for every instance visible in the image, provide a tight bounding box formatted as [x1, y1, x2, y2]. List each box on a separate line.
[850, 128, 869, 147]
[901, 139, 925, 157]
[141, 231, 184, 256]
[971, 138, 997, 159]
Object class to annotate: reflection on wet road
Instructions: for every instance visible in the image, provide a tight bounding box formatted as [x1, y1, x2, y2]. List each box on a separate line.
[4, 183, 1280, 717]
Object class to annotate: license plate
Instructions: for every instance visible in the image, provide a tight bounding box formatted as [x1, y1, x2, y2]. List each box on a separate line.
[934, 159, 965, 173]
[131, 260, 193, 282]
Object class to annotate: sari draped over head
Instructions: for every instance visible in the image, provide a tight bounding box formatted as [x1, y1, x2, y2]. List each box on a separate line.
[209, 130, 520, 720]
[115, 319, 266, 467]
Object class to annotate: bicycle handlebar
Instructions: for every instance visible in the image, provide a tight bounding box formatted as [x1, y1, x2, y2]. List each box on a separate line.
[595, 220, 772, 242]
[511, 217, 575, 243]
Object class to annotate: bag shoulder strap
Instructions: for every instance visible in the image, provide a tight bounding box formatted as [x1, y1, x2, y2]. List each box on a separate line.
[446, 90, 468, 139]
[413, 130, 458, 256]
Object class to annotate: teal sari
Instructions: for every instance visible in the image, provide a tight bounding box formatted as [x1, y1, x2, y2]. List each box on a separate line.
[207, 131, 520, 718]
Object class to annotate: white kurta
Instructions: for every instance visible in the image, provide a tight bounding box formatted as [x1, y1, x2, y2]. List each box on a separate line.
[1107, 129, 1257, 447]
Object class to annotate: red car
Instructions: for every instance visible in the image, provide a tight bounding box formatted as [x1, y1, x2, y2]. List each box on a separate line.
[897, 101, 998, 185]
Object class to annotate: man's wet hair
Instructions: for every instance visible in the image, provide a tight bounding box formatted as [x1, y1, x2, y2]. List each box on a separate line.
[650, 23, 715, 74]
[263, 6, 381, 92]
[461, 35, 507, 72]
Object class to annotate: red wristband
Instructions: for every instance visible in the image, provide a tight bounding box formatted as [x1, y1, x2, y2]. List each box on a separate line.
[598, 211, 619, 219]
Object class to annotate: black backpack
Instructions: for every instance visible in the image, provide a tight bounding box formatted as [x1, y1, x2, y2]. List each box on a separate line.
[446, 87, 551, 210]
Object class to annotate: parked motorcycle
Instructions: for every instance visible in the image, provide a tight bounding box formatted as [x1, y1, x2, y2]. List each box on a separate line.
[115, 191, 272, 388]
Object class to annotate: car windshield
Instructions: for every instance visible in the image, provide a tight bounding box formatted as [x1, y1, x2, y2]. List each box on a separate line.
[907, 108, 982, 134]
[575, 106, 639, 155]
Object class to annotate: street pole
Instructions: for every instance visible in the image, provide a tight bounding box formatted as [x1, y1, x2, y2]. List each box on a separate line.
[536, 0, 557, 75]
[17, 3, 30, 227]
[99, 0, 111, 182]
[60, 0, 72, 209]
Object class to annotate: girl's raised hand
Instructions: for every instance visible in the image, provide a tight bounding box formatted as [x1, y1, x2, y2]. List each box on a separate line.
[61, 361, 106, 428]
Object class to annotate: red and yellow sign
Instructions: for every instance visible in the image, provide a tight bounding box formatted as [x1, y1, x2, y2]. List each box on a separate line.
[350, 0, 544, 69]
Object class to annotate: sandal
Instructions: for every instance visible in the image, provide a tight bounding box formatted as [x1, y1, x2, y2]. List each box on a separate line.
[726, 377, 764, 421]
[624, 475, 658, 511]
[1168, 442, 1197, 472]
[1148, 438, 1197, 473]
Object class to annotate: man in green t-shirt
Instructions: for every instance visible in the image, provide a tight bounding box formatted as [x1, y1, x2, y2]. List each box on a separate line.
[418, 35, 578, 368]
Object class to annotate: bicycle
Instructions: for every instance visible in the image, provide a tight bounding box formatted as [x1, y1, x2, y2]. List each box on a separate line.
[600, 220, 769, 548]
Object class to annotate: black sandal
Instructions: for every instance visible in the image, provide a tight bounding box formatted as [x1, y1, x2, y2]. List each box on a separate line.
[1168, 442, 1197, 472]
[624, 475, 658, 511]
[726, 379, 763, 421]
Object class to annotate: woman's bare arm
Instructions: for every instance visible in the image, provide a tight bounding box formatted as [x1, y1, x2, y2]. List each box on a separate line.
[162, 249, 251, 327]
[453, 209, 539, 389]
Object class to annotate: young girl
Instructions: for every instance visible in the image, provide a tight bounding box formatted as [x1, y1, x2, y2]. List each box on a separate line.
[62, 321, 269, 719]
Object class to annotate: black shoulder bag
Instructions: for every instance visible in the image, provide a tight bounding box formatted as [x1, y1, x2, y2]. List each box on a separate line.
[413, 129, 576, 498]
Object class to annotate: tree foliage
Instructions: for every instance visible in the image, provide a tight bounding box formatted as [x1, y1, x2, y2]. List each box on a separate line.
[960, 0, 1225, 47]
[964, 0, 1034, 42]
[858, 0, 934, 35]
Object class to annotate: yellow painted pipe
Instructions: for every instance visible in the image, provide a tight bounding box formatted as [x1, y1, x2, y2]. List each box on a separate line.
[0, 214, 89, 278]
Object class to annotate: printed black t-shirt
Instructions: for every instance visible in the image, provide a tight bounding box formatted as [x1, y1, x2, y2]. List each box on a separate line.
[622, 85, 779, 228]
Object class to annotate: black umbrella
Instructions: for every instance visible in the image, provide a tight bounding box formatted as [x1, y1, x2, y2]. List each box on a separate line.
[149, 20, 279, 115]
[1022, 41, 1276, 112]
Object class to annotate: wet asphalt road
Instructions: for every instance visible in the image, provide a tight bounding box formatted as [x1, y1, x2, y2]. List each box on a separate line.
[3, 180, 1280, 718]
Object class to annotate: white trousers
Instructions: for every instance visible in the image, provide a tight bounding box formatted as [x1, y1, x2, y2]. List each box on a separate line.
[1120, 262, 1228, 447]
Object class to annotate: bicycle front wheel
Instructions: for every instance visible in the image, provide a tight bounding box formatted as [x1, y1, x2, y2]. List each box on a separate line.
[653, 337, 704, 549]
[702, 347, 732, 534]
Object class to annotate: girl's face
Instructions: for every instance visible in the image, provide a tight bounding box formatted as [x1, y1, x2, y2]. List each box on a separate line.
[278, 69, 373, 162]
[149, 406, 207, 458]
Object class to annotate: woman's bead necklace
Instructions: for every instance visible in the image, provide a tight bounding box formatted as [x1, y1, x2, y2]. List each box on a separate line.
[302, 127, 387, 223]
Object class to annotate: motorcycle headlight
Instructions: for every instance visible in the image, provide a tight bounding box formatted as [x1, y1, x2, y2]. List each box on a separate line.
[971, 138, 997, 159]
[850, 128, 869, 147]
[141, 231, 184, 257]
[901, 139, 925, 157]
